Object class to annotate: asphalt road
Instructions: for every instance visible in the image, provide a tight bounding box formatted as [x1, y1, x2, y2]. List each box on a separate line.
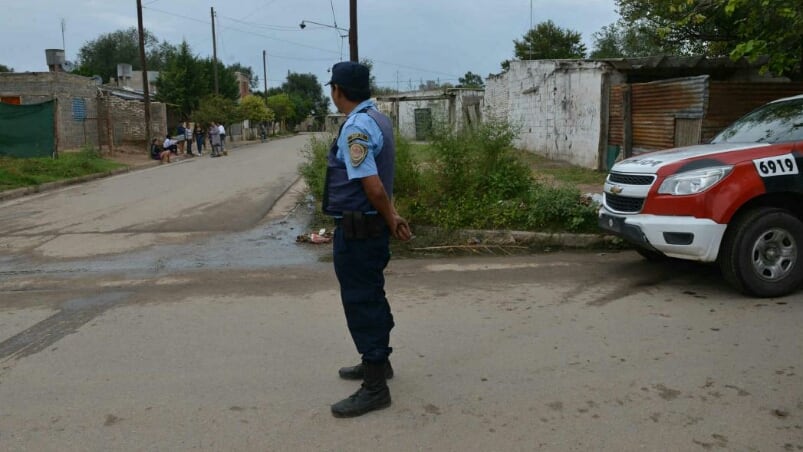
[0, 136, 801, 451]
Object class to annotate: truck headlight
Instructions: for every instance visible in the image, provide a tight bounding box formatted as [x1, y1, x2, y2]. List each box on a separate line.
[658, 166, 733, 195]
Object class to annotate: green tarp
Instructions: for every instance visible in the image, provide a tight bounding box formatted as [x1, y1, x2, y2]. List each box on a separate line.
[0, 100, 55, 158]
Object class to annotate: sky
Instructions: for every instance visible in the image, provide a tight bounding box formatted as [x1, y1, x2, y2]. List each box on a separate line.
[0, 0, 620, 92]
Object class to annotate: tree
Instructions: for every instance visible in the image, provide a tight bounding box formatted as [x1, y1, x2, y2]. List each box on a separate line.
[153, 41, 206, 119]
[590, 20, 676, 59]
[458, 71, 484, 88]
[74, 27, 176, 82]
[281, 73, 330, 125]
[614, 0, 802, 76]
[199, 58, 239, 100]
[191, 95, 240, 128]
[266, 93, 295, 131]
[0, 64, 13, 72]
[725, 0, 802, 77]
[239, 95, 274, 124]
[513, 20, 587, 61]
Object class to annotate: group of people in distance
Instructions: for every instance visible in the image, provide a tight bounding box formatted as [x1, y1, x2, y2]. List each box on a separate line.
[150, 122, 227, 163]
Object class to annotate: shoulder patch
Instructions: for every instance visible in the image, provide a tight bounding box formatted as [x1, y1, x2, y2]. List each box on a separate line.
[347, 133, 369, 145]
[349, 143, 368, 167]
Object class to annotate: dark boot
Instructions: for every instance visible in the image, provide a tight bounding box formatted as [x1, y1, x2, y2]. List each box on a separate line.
[338, 360, 394, 380]
[331, 361, 391, 418]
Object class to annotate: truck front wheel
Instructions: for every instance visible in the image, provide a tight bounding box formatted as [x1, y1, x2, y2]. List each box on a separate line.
[719, 207, 803, 297]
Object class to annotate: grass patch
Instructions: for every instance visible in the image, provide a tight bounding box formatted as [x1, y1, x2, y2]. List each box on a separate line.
[0, 148, 126, 191]
[518, 152, 608, 187]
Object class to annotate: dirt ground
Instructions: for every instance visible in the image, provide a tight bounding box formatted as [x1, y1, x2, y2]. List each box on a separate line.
[102, 144, 195, 168]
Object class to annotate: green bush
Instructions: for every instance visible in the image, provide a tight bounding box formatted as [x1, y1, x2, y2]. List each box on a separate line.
[298, 134, 330, 200]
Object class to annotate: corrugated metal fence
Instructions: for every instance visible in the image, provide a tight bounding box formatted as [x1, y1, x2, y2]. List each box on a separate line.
[609, 77, 803, 156]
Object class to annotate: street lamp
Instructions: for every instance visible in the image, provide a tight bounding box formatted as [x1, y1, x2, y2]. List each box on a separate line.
[299, 20, 348, 37]
[299, 18, 357, 62]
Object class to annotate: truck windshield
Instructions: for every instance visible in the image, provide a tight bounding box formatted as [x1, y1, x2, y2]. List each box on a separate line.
[711, 98, 803, 144]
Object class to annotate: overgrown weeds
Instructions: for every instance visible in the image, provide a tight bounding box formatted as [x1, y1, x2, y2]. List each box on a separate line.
[299, 119, 601, 234]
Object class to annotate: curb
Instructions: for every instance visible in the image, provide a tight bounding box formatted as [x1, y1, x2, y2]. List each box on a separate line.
[0, 163, 160, 203]
[409, 226, 620, 250]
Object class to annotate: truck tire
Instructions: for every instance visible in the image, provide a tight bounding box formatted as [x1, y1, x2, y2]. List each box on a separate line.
[719, 207, 803, 297]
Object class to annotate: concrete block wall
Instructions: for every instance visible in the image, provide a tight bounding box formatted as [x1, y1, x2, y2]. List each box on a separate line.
[485, 60, 611, 169]
[99, 95, 167, 147]
[0, 72, 100, 151]
[379, 88, 486, 141]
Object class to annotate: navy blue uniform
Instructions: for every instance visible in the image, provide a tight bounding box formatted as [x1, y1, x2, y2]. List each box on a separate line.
[324, 99, 396, 364]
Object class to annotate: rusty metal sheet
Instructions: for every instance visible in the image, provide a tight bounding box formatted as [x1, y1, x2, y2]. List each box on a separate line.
[608, 84, 624, 146]
[630, 76, 708, 151]
[702, 82, 803, 142]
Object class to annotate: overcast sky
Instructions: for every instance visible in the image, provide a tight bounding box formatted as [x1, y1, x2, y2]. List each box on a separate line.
[1, 0, 619, 92]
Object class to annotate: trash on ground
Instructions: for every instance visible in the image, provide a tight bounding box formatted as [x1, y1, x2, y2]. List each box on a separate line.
[296, 228, 333, 244]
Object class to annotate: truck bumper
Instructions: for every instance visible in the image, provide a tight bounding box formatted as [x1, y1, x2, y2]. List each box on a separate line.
[599, 209, 726, 262]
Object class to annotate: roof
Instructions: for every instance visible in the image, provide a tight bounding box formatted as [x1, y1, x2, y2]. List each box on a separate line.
[597, 55, 772, 81]
[100, 86, 145, 101]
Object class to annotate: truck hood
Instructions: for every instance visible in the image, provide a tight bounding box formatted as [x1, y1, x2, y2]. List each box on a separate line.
[612, 143, 770, 174]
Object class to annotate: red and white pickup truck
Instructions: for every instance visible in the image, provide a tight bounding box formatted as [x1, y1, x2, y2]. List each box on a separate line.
[599, 94, 803, 297]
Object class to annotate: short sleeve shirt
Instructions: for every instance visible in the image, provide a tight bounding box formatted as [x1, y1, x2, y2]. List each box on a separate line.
[336, 100, 385, 181]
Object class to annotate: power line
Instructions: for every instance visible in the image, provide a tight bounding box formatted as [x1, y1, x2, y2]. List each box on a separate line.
[143, 5, 461, 79]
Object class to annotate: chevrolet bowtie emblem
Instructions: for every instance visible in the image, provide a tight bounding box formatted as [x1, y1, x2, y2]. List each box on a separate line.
[610, 185, 624, 194]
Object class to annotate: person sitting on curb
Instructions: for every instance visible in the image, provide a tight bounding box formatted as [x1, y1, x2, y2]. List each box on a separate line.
[163, 135, 179, 155]
[150, 138, 171, 164]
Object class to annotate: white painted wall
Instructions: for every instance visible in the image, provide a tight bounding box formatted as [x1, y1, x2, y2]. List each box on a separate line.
[485, 60, 613, 169]
[378, 89, 485, 141]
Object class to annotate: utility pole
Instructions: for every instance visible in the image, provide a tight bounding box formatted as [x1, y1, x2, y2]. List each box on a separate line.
[263, 50, 269, 105]
[349, 0, 358, 62]
[136, 0, 151, 151]
[211, 7, 219, 94]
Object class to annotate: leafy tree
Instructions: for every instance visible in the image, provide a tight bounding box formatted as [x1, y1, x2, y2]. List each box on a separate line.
[153, 41, 206, 119]
[513, 20, 587, 61]
[590, 20, 676, 58]
[280, 73, 330, 125]
[239, 95, 274, 124]
[615, 0, 802, 76]
[199, 58, 239, 100]
[74, 27, 176, 82]
[266, 93, 295, 130]
[725, 0, 802, 76]
[458, 71, 485, 88]
[191, 95, 240, 128]
[0, 64, 13, 72]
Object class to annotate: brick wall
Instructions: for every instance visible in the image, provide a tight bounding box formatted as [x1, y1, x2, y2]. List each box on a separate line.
[98, 95, 167, 148]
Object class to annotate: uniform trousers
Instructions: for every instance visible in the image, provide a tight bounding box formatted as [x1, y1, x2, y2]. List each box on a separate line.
[333, 223, 394, 364]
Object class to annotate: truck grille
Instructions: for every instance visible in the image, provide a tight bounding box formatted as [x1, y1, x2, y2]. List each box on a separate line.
[604, 194, 644, 213]
[608, 173, 655, 185]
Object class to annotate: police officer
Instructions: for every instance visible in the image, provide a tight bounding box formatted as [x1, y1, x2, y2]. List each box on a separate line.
[323, 61, 412, 418]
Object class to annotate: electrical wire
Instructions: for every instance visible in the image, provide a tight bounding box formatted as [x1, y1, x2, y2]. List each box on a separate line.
[143, 5, 461, 79]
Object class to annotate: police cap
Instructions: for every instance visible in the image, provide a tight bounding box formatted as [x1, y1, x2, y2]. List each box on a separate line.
[326, 61, 370, 91]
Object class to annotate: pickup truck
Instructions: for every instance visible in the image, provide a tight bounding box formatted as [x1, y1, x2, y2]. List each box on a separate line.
[599, 94, 803, 297]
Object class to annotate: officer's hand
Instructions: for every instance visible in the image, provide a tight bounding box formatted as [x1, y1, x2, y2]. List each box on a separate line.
[393, 215, 412, 241]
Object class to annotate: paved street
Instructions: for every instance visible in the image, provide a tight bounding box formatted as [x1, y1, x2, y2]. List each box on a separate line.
[0, 137, 801, 451]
